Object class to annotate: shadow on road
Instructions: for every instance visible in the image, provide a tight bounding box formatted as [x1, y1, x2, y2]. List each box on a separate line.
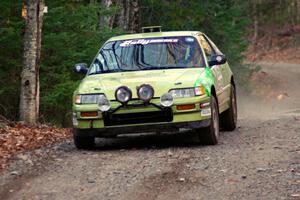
[90, 130, 210, 151]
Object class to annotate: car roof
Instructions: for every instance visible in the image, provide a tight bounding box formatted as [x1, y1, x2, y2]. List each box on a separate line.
[107, 31, 203, 42]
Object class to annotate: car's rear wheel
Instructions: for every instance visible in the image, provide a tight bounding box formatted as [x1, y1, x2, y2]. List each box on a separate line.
[73, 129, 95, 149]
[220, 85, 237, 131]
[198, 95, 219, 145]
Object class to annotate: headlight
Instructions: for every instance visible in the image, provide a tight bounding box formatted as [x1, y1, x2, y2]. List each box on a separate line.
[160, 93, 174, 107]
[169, 87, 205, 98]
[74, 94, 105, 104]
[98, 95, 111, 112]
[137, 84, 154, 102]
[115, 86, 132, 104]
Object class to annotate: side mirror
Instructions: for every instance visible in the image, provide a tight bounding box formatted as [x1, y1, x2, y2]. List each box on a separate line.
[208, 55, 227, 66]
[74, 63, 88, 74]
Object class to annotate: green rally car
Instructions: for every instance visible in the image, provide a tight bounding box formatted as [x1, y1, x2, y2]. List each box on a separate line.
[72, 27, 237, 149]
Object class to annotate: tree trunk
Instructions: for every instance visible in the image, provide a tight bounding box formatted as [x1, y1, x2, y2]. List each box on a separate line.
[19, 0, 44, 126]
[296, 0, 300, 23]
[99, 0, 114, 30]
[99, 0, 140, 33]
[252, 0, 258, 46]
[116, 0, 140, 33]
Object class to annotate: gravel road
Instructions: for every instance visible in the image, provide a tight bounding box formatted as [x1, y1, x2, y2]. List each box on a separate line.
[0, 62, 299, 200]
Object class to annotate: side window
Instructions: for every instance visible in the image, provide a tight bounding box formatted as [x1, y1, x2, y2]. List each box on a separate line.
[198, 35, 214, 61]
[205, 36, 223, 55]
[90, 53, 105, 73]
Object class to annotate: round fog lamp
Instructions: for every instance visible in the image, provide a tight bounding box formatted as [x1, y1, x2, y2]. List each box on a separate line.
[160, 93, 174, 107]
[137, 84, 154, 102]
[115, 86, 132, 104]
[98, 96, 111, 112]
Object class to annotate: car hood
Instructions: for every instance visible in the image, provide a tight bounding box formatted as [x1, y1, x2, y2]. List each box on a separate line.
[77, 68, 206, 99]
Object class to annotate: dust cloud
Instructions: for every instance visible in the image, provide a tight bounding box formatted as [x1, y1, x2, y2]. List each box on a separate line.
[237, 62, 300, 120]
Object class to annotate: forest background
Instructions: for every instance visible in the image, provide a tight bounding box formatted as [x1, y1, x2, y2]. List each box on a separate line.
[1, 0, 299, 126]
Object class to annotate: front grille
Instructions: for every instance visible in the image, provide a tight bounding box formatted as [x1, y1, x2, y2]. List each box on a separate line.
[103, 110, 173, 126]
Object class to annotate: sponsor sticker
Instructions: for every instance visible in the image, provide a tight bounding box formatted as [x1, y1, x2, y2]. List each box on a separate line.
[120, 38, 179, 47]
[185, 37, 195, 42]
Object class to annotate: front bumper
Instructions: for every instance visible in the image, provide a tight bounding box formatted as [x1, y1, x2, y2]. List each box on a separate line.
[73, 96, 211, 136]
[74, 120, 210, 138]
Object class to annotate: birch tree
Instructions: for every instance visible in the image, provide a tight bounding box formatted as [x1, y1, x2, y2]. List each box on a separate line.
[19, 0, 44, 125]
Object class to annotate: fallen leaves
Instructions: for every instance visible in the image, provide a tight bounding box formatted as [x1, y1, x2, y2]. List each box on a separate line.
[0, 123, 71, 170]
[245, 29, 300, 64]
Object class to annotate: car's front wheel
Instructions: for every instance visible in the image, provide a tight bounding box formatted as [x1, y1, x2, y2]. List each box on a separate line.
[73, 129, 95, 149]
[198, 95, 220, 145]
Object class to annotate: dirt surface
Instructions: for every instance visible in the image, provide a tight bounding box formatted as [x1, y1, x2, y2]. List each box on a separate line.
[0, 62, 299, 200]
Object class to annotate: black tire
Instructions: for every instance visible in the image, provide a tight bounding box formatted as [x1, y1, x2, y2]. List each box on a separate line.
[198, 95, 220, 145]
[73, 129, 95, 149]
[220, 85, 237, 131]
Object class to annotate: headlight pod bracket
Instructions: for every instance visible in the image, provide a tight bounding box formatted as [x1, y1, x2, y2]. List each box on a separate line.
[115, 86, 132, 104]
[137, 84, 154, 103]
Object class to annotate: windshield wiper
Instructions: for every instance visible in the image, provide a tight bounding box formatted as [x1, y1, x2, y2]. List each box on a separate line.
[142, 66, 187, 70]
[88, 69, 136, 75]
[88, 71, 102, 75]
[88, 70, 118, 75]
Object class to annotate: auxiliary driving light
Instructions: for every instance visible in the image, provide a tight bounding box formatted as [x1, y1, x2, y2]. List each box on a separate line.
[115, 86, 132, 104]
[137, 84, 154, 102]
[160, 93, 174, 107]
[98, 95, 111, 112]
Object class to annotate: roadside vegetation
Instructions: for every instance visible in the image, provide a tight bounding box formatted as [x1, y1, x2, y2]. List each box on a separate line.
[1, 0, 299, 126]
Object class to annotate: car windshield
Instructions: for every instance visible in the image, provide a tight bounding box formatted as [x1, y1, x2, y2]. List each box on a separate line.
[88, 36, 205, 75]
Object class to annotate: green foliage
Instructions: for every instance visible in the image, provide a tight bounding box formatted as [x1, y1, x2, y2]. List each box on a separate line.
[40, 0, 122, 126]
[0, 0, 23, 120]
